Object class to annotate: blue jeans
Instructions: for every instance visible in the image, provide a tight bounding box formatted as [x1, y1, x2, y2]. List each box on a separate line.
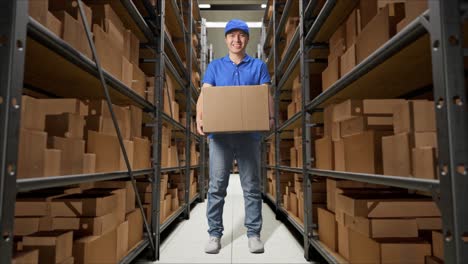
[207, 133, 262, 238]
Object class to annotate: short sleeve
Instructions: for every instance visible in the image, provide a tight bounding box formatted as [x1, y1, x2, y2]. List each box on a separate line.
[259, 62, 271, 85]
[202, 62, 216, 86]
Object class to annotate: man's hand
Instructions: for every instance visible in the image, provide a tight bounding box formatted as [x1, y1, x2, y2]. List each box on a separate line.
[197, 119, 205, 136]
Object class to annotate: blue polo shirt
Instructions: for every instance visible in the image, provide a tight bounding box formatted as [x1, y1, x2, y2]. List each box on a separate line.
[203, 54, 271, 139]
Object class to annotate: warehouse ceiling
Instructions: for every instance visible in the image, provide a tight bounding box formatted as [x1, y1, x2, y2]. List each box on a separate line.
[198, 0, 267, 10]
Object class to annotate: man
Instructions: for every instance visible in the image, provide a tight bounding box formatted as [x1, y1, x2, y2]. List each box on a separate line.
[196, 19, 274, 254]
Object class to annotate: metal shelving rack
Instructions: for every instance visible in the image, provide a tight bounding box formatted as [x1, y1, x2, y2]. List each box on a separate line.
[261, 0, 467, 263]
[0, 0, 206, 263]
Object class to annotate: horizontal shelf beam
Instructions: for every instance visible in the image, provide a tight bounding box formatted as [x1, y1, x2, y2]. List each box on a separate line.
[277, 111, 302, 132]
[308, 169, 439, 192]
[120, 0, 154, 42]
[308, 237, 342, 264]
[278, 207, 304, 234]
[160, 205, 185, 232]
[274, 0, 294, 41]
[277, 27, 300, 74]
[277, 50, 300, 90]
[278, 166, 303, 174]
[118, 237, 150, 264]
[17, 169, 153, 192]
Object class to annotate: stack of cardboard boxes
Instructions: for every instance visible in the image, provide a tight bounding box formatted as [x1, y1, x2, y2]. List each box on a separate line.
[315, 99, 437, 180]
[318, 179, 443, 263]
[137, 174, 174, 224]
[283, 175, 326, 225]
[29, 1, 146, 98]
[19, 96, 151, 179]
[322, 0, 428, 91]
[145, 74, 180, 120]
[267, 138, 294, 167]
[13, 181, 143, 264]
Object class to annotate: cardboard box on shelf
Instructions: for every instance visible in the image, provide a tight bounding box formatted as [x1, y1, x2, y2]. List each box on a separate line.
[345, 9, 361, 48]
[335, 193, 440, 218]
[12, 249, 39, 264]
[359, 0, 378, 29]
[93, 181, 135, 214]
[132, 65, 146, 98]
[121, 56, 133, 87]
[432, 230, 444, 260]
[329, 23, 346, 60]
[203, 85, 269, 132]
[21, 96, 45, 131]
[315, 136, 334, 170]
[45, 113, 85, 139]
[22, 230, 73, 264]
[413, 132, 438, 149]
[331, 121, 341, 141]
[82, 153, 96, 174]
[51, 192, 118, 217]
[343, 214, 418, 238]
[340, 45, 356, 76]
[130, 106, 142, 138]
[28, 0, 48, 25]
[323, 104, 334, 137]
[85, 115, 130, 140]
[287, 102, 296, 119]
[343, 130, 390, 174]
[333, 140, 345, 171]
[44, 149, 61, 177]
[46, 12, 62, 37]
[382, 133, 412, 176]
[416, 217, 442, 231]
[52, 10, 91, 58]
[394, 100, 436, 134]
[362, 99, 404, 115]
[18, 129, 47, 179]
[14, 216, 53, 236]
[356, 4, 405, 63]
[125, 30, 140, 65]
[89, 4, 125, 38]
[332, 99, 363, 122]
[347, 228, 431, 264]
[52, 137, 85, 175]
[40, 98, 88, 116]
[87, 131, 134, 172]
[126, 209, 143, 250]
[317, 208, 338, 251]
[73, 227, 118, 264]
[93, 24, 123, 80]
[296, 145, 303, 167]
[52, 212, 118, 236]
[413, 147, 437, 180]
[290, 147, 297, 168]
[337, 223, 350, 259]
[116, 221, 129, 261]
[290, 192, 298, 217]
[48, 0, 92, 27]
[322, 56, 340, 92]
[133, 137, 151, 170]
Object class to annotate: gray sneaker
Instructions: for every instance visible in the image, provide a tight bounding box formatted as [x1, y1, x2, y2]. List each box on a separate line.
[248, 236, 264, 253]
[205, 236, 221, 254]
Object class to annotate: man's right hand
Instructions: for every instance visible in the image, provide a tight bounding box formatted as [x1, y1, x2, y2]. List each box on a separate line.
[197, 119, 205, 136]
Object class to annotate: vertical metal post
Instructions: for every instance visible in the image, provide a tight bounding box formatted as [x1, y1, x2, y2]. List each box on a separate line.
[299, 0, 314, 260]
[184, 0, 193, 219]
[272, 0, 282, 217]
[200, 18, 207, 78]
[429, 1, 468, 263]
[0, 1, 27, 262]
[150, 0, 166, 260]
[199, 136, 206, 200]
[260, 141, 268, 195]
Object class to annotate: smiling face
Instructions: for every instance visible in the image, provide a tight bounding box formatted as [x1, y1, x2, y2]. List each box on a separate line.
[225, 30, 249, 55]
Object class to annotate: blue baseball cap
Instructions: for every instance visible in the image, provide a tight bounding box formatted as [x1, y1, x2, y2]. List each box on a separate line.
[225, 19, 249, 36]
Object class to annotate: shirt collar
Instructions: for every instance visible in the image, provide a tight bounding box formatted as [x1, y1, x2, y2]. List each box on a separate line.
[223, 54, 252, 64]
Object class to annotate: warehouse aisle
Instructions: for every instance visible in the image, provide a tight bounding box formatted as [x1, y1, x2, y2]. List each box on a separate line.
[148, 174, 309, 263]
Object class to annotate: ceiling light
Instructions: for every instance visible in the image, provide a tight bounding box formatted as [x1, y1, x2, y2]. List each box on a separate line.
[199, 4, 211, 8]
[261, 4, 267, 8]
